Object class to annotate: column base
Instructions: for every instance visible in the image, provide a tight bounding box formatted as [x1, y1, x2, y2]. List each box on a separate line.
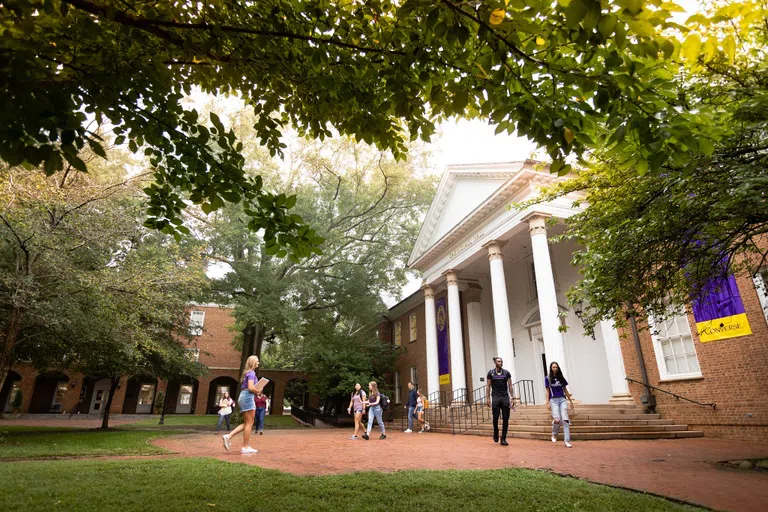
[608, 393, 635, 406]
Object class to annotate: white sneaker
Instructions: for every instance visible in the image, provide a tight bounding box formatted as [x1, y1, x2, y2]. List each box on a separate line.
[350, 435, 358, 440]
[565, 442, 572, 448]
[551, 435, 557, 443]
[404, 429, 413, 433]
[222, 435, 231, 451]
[241, 447, 258, 454]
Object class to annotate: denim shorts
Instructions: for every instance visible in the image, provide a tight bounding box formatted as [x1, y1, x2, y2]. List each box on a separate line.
[238, 390, 255, 412]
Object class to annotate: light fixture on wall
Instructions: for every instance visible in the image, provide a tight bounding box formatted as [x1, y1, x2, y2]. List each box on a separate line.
[70, 380, 76, 388]
[573, 301, 596, 340]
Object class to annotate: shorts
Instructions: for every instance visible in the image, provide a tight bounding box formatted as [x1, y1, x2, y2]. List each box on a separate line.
[416, 406, 424, 413]
[354, 408, 363, 414]
[238, 390, 255, 412]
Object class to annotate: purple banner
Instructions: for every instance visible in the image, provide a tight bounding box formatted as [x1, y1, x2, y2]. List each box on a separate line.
[435, 297, 450, 381]
[691, 274, 745, 321]
[691, 273, 751, 342]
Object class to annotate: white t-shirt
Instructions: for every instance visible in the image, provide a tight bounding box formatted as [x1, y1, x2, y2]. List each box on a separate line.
[219, 398, 233, 416]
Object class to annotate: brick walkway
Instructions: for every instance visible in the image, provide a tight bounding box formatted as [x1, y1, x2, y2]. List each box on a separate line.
[154, 429, 768, 512]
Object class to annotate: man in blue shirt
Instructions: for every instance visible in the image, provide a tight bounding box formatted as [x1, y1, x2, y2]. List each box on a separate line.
[404, 382, 418, 433]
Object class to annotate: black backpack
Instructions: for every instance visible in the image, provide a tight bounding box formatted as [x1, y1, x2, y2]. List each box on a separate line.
[379, 394, 390, 411]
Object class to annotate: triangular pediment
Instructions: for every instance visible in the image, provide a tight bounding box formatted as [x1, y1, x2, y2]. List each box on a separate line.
[408, 161, 533, 267]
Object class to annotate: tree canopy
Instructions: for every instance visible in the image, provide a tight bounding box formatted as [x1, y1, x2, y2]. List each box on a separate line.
[528, 0, 768, 331]
[200, 116, 434, 394]
[0, 149, 207, 419]
[1, 0, 712, 258]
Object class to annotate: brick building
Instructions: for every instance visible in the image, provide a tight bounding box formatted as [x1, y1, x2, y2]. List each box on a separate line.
[0, 305, 312, 417]
[377, 161, 768, 441]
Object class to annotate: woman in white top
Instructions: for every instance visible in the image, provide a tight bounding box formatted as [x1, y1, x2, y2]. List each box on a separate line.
[215, 391, 235, 434]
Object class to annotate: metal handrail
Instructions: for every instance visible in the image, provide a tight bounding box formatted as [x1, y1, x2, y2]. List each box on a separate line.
[626, 377, 716, 410]
[448, 380, 536, 434]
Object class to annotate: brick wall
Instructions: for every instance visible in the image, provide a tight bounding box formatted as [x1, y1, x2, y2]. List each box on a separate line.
[390, 301, 428, 404]
[187, 305, 240, 369]
[620, 273, 768, 441]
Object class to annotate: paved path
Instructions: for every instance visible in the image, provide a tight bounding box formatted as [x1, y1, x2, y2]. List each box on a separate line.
[154, 429, 768, 512]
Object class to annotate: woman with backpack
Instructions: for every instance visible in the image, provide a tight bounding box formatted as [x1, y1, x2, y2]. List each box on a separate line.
[362, 381, 386, 440]
[346, 382, 367, 440]
[546, 361, 574, 448]
[416, 390, 430, 433]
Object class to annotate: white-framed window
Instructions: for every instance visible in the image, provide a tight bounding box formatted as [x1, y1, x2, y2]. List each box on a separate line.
[186, 348, 200, 362]
[649, 311, 702, 380]
[178, 385, 194, 405]
[138, 384, 155, 406]
[394, 321, 402, 347]
[753, 268, 768, 325]
[394, 371, 401, 404]
[189, 310, 205, 336]
[50, 382, 68, 412]
[530, 261, 538, 300]
[3, 381, 21, 412]
[409, 313, 417, 342]
[410, 366, 418, 388]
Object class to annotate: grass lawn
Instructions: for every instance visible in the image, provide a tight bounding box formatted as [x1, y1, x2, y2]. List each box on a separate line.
[0, 457, 702, 512]
[125, 414, 303, 430]
[0, 428, 185, 459]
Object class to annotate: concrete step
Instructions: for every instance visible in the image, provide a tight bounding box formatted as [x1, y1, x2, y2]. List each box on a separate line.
[428, 429, 705, 440]
[427, 424, 694, 433]
[427, 413, 664, 421]
[388, 418, 678, 429]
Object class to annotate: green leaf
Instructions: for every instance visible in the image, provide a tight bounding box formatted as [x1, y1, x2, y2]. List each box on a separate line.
[44, 152, 63, 175]
[564, 0, 591, 29]
[63, 153, 88, 173]
[89, 140, 107, 158]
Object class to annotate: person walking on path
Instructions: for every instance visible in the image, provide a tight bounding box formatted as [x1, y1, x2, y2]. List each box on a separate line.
[222, 355, 263, 454]
[486, 357, 514, 446]
[215, 391, 235, 435]
[404, 382, 418, 433]
[416, 390, 430, 433]
[546, 361, 574, 448]
[346, 383, 367, 439]
[254, 389, 267, 435]
[362, 381, 386, 440]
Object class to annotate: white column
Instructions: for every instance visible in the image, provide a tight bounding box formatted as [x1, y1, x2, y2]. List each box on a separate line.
[484, 241, 517, 384]
[465, 287, 487, 397]
[599, 319, 633, 404]
[423, 285, 440, 403]
[445, 271, 467, 396]
[526, 214, 568, 377]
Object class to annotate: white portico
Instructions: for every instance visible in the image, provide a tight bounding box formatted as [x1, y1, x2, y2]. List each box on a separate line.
[409, 161, 632, 405]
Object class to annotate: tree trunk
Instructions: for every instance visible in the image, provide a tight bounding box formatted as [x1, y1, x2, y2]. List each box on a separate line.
[239, 323, 265, 370]
[0, 306, 23, 396]
[100, 376, 120, 430]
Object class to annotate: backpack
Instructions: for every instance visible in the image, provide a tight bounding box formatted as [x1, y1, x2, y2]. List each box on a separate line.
[422, 398, 429, 410]
[379, 394, 389, 411]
